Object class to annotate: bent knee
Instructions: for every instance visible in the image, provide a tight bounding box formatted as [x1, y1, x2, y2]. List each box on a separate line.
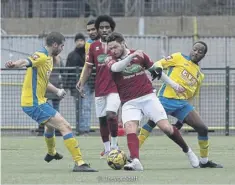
[157, 119, 174, 135]
[124, 121, 138, 134]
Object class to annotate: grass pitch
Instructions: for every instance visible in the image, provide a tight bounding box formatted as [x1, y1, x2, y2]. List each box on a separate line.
[1, 136, 235, 184]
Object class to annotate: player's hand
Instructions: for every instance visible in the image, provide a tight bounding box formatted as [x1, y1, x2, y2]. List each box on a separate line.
[151, 67, 163, 80]
[132, 50, 144, 59]
[173, 84, 185, 93]
[56, 89, 66, 99]
[76, 81, 85, 98]
[5, 61, 15, 68]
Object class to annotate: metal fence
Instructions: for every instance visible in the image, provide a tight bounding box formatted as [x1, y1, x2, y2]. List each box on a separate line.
[1, 36, 235, 68]
[1, 67, 235, 136]
[1, 0, 235, 18]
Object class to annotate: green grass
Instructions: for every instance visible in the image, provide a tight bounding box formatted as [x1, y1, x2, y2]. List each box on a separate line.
[1, 136, 235, 184]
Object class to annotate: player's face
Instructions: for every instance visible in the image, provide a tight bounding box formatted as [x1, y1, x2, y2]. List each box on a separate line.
[98, 21, 112, 41]
[75, 39, 85, 48]
[190, 43, 206, 63]
[52, 42, 64, 56]
[108, 41, 125, 58]
[87, 24, 98, 40]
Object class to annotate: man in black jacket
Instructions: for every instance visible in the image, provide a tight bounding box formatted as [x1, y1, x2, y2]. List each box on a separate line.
[65, 33, 93, 135]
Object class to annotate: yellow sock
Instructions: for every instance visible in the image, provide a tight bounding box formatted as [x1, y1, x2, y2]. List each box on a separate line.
[63, 133, 85, 166]
[198, 136, 209, 158]
[138, 124, 152, 148]
[44, 133, 56, 156]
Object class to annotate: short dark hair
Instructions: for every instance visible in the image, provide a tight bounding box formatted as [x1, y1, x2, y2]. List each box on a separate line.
[46, 32, 65, 46]
[95, 15, 116, 31]
[193, 41, 208, 54]
[87, 19, 95, 26]
[74, 33, 85, 42]
[106, 32, 125, 43]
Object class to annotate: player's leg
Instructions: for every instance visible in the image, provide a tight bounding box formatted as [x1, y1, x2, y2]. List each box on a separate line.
[44, 124, 63, 162]
[143, 94, 199, 168]
[122, 101, 143, 171]
[106, 93, 121, 150]
[138, 96, 173, 147]
[172, 120, 184, 130]
[183, 110, 223, 168]
[46, 112, 98, 172]
[95, 96, 110, 157]
[22, 103, 97, 172]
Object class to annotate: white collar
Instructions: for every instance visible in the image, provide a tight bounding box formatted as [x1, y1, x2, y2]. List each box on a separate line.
[120, 49, 130, 59]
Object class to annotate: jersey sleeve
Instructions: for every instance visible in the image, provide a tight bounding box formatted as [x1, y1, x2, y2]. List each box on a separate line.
[143, 52, 154, 69]
[27, 52, 47, 67]
[155, 52, 180, 69]
[105, 56, 116, 71]
[86, 44, 94, 65]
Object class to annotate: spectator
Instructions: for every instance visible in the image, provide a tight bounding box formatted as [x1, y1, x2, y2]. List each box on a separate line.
[64, 33, 93, 135]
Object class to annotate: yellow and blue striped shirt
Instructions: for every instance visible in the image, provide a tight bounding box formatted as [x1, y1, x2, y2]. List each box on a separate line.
[21, 47, 53, 107]
[157, 52, 204, 100]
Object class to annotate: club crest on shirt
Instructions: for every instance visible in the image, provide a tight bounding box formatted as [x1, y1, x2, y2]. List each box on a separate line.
[122, 64, 142, 76]
[97, 54, 108, 63]
[32, 54, 40, 60]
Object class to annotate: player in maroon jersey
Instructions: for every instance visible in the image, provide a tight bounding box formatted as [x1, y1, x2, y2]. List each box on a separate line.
[106, 32, 199, 171]
[76, 15, 120, 158]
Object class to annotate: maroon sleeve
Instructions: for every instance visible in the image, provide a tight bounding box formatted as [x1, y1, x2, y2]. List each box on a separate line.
[105, 56, 116, 71]
[143, 52, 154, 69]
[86, 44, 94, 65]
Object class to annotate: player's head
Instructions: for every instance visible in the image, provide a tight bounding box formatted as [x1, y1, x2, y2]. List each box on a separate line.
[87, 20, 98, 41]
[106, 32, 126, 58]
[95, 15, 116, 41]
[46, 32, 65, 56]
[190, 41, 207, 63]
[74, 33, 85, 48]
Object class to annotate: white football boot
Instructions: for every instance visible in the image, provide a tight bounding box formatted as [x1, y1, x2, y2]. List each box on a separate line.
[186, 148, 199, 168]
[124, 158, 143, 171]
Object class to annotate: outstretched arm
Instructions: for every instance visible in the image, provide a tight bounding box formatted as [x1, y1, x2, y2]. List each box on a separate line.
[5, 59, 30, 68]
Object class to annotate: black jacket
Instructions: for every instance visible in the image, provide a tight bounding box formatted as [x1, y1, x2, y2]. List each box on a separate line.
[63, 47, 94, 94]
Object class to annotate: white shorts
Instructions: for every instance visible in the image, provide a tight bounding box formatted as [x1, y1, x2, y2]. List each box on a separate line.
[95, 93, 121, 117]
[122, 93, 167, 124]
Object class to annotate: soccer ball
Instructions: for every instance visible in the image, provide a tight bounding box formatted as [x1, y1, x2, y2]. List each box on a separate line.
[107, 149, 127, 170]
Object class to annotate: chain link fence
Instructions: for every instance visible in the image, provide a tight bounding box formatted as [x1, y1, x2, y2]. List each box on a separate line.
[2, 0, 235, 18]
[1, 67, 235, 135]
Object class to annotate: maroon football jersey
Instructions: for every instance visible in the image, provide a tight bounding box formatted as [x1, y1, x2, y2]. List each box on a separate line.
[106, 50, 154, 103]
[87, 40, 118, 97]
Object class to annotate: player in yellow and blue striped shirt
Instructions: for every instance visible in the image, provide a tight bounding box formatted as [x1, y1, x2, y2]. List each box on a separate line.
[5, 32, 97, 172]
[138, 41, 223, 168]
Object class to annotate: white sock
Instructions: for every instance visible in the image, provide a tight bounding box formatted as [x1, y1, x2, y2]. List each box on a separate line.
[111, 137, 118, 149]
[200, 157, 208, 164]
[104, 141, 110, 152]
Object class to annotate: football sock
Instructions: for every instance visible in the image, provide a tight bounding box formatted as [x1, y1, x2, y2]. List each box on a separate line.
[44, 131, 56, 156]
[138, 122, 154, 148]
[168, 126, 189, 153]
[107, 114, 118, 149]
[104, 141, 111, 152]
[127, 133, 139, 159]
[63, 133, 85, 166]
[111, 137, 118, 149]
[99, 116, 110, 143]
[198, 136, 209, 164]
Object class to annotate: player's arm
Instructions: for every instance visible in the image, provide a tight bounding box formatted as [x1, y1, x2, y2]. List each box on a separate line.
[108, 50, 143, 72]
[5, 59, 30, 68]
[76, 46, 94, 97]
[148, 53, 179, 80]
[47, 82, 66, 98]
[143, 52, 184, 92]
